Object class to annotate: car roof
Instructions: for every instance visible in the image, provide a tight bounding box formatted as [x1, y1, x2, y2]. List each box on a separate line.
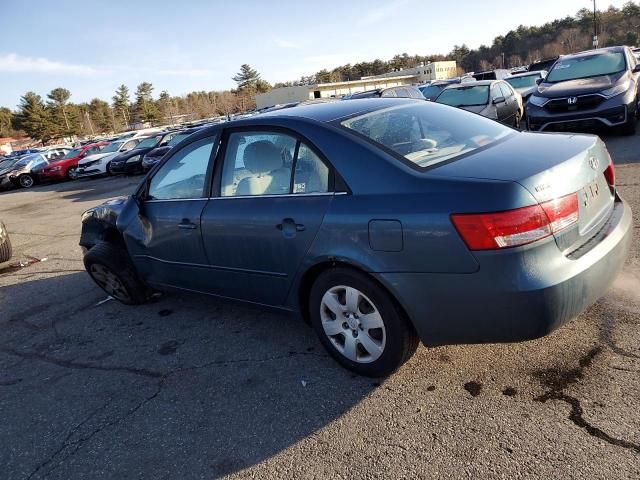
[256, 97, 419, 122]
[506, 71, 543, 78]
[562, 45, 627, 59]
[446, 80, 495, 87]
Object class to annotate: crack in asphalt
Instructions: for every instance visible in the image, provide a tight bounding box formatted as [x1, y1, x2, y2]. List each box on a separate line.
[1, 348, 165, 379]
[534, 346, 640, 454]
[27, 382, 164, 480]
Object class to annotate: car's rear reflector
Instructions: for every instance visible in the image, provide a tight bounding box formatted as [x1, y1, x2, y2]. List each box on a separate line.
[451, 193, 579, 250]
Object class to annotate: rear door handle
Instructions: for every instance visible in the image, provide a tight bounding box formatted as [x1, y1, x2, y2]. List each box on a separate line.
[178, 219, 198, 230]
[276, 218, 305, 235]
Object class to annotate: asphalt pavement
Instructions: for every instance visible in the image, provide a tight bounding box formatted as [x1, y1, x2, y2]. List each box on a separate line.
[0, 132, 639, 479]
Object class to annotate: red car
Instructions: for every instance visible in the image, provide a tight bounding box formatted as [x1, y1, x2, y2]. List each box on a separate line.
[39, 142, 109, 181]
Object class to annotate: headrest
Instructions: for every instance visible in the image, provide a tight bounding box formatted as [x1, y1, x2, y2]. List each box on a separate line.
[243, 140, 283, 174]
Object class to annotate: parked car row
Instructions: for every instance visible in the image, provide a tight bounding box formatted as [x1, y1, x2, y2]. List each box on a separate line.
[416, 45, 640, 135]
[0, 124, 211, 190]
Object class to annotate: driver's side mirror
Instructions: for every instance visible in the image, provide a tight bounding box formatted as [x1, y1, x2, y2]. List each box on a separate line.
[535, 77, 544, 85]
[492, 96, 505, 105]
[633, 64, 640, 73]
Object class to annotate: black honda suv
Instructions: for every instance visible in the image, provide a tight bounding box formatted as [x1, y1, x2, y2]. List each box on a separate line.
[526, 46, 640, 134]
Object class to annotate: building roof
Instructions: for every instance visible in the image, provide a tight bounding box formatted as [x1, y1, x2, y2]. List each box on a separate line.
[310, 74, 418, 89]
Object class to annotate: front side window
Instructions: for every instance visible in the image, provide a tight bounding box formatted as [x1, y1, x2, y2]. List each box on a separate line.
[148, 136, 215, 200]
[341, 103, 512, 169]
[546, 52, 626, 82]
[498, 83, 513, 99]
[221, 132, 296, 197]
[437, 86, 489, 107]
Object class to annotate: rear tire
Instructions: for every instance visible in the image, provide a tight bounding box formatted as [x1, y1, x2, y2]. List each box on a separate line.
[309, 267, 419, 377]
[0, 235, 12, 263]
[83, 242, 150, 305]
[514, 111, 522, 130]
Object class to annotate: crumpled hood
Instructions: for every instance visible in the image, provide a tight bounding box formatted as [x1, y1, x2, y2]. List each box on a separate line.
[83, 196, 128, 225]
[536, 71, 625, 98]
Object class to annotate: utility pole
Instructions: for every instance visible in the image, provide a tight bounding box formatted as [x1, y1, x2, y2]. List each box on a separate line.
[592, 0, 598, 49]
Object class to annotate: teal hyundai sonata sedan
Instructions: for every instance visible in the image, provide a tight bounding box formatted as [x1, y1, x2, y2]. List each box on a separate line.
[79, 98, 632, 377]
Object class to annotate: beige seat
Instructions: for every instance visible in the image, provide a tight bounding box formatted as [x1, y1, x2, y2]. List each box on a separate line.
[236, 141, 291, 196]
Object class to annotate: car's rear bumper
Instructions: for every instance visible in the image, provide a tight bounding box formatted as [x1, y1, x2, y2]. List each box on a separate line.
[376, 197, 632, 347]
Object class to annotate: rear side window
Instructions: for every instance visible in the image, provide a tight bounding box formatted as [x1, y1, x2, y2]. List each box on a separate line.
[341, 103, 512, 170]
[499, 83, 513, 98]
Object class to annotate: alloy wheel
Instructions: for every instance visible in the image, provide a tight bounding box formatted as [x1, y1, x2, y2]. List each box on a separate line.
[67, 167, 78, 180]
[320, 285, 386, 363]
[89, 264, 131, 302]
[19, 175, 34, 188]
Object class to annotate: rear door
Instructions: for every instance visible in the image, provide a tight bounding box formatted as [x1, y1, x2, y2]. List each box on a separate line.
[200, 128, 334, 305]
[125, 135, 218, 292]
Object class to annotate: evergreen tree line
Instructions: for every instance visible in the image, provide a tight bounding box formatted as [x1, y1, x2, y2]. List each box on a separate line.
[275, 2, 640, 86]
[1, 64, 271, 144]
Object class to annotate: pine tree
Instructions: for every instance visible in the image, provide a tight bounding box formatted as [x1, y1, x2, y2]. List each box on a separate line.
[232, 64, 261, 90]
[134, 82, 159, 125]
[15, 92, 53, 144]
[47, 87, 80, 138]
[112, 84, 131, 129]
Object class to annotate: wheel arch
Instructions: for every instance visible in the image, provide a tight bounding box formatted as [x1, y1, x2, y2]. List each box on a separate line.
[296, 259, 414, 334]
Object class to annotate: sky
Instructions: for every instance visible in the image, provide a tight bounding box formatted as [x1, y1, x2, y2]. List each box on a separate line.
[0, 0, 631, 109]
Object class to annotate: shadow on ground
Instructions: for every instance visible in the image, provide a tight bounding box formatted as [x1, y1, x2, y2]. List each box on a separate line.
[0, 272, 374, 479]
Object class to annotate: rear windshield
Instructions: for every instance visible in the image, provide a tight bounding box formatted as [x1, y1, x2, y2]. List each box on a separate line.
[506, 74, 539, 89]
[436, 86, 489, 107]
[341, 103, 511, 169]
[546, 52, 626, 82]
[419, 84, 444, 99]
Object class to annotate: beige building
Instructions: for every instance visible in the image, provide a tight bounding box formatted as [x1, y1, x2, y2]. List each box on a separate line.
[256, 61, 457, 109]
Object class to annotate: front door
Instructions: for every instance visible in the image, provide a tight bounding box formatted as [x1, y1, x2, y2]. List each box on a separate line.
[124, 135, 218, 292]
[200, 130, 334, 305]
[491, 84, 509, 124]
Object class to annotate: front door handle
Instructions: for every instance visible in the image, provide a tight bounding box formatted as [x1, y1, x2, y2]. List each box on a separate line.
[178, 219, 198, 230]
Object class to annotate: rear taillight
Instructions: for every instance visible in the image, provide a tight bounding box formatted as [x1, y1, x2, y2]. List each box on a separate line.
[451, 193, 579, 251]
[604, 162, 615, 187]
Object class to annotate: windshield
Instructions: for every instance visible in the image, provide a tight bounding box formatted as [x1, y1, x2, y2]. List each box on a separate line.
[168, 133, 190, 146]
[341, 102, 512, 169]
[419, 85, 444, 99]
[0, 158, 19, 170]
[100, 141, 124, 153]
[136, 137, 160, 149]
[61, 148, 82, 159]
[546, 52, 626, 82]
[436, 86, 489, 107]
[506, 74, 539, 89]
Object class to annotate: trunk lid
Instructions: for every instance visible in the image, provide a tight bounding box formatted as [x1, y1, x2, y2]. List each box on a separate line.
[431, 131, 615, 254]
